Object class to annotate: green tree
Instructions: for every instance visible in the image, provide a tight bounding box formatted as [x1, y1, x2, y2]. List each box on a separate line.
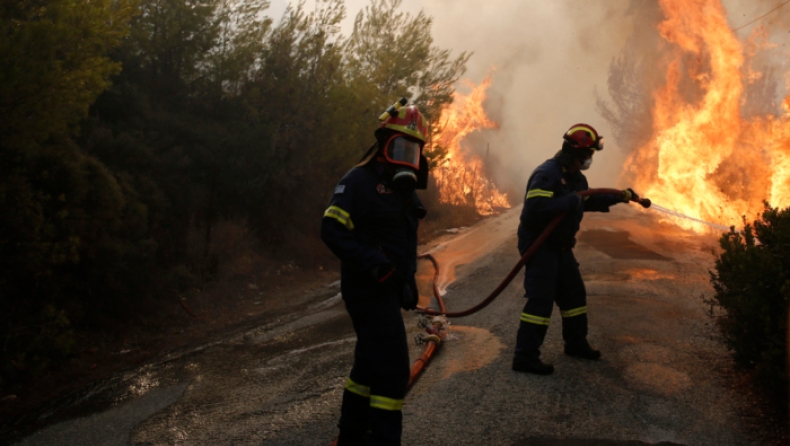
[0, 0, 138, 385]
[342, 0, 471, 164]
[206, 0, 273, 96]
[123, 0, 220, 98]
[0, 0, 137, 150]
[241, 0, 350, 252]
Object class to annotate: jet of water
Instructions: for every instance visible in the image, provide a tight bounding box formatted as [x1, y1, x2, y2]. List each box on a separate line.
[648, 202, 731, 232]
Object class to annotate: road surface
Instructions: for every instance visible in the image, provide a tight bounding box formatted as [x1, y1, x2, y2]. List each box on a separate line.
[9, 204, 763, 445]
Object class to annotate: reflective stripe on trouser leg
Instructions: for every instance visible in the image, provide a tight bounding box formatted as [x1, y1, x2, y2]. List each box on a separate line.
[341, 287, 409, 446]
[554, 249, 589, 347]
[561, 307, 589, 347]
[370, 394, 404, 446]
[337, 382, 370, 446]
[514, 298, 554, 361]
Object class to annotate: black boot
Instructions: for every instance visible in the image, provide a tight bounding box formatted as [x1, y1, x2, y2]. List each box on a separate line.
[564, 343, 601, 360]
[512, 357, 554, 375]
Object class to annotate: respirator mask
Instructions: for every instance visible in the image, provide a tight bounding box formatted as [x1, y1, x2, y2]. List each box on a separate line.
[383, 135, 422, 192]
[580, 157, 593, 170]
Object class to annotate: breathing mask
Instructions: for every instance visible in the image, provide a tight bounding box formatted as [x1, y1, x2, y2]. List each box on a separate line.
[383, 135, 422, 192]
[581, 157, 593, 170]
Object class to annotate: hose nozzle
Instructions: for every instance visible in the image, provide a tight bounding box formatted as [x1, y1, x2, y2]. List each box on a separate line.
[638, 198, 651, 208]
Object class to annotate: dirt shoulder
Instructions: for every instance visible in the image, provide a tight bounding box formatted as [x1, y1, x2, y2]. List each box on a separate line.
[0, 266, 338, 438]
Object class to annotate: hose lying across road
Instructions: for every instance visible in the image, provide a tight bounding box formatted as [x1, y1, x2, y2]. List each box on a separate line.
[329, 189, 650, 444]
[406, 188, 651, 388]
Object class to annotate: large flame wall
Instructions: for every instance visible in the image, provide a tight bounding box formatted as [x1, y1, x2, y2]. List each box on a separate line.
[624, 0, 790, 231]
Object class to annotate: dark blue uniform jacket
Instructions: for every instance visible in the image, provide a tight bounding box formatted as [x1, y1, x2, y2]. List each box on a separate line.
[517, 158, 622, 253]
[321, 162, 425, 300]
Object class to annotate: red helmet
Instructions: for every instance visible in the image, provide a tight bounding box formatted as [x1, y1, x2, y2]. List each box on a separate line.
[377, 99, 428, 144]
[563, 123, 603, 151]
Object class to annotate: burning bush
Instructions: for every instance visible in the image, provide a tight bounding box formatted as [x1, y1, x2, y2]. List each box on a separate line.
[708, 203, 790, 406]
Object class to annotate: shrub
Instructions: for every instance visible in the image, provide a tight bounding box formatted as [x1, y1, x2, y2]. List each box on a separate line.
[709, 202, 790, 402]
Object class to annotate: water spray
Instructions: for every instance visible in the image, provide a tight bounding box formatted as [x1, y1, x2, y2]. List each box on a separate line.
[646, 202, 730, 232]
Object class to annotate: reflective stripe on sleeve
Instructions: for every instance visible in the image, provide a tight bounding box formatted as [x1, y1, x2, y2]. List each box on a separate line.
[525, 189, 554, 200]
[345, 377, 370, 397]
[520, 312, 551, 325]
[370, 395, 404, 411]
[324, 205, 354, 230]
[560, 306, 588, 318]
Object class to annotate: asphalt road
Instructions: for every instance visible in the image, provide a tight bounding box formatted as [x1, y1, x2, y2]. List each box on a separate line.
[9, 205, 763, 445]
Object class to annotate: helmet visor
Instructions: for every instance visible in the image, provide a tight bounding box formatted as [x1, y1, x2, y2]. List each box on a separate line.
[385, 136, 421, 170]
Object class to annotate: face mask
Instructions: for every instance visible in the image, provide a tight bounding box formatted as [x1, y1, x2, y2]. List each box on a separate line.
[392, 168, 418, 193]
[581, 157, 593, 170]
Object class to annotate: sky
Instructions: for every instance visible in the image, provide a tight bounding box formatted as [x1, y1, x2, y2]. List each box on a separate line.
[266, 0, 790, 195]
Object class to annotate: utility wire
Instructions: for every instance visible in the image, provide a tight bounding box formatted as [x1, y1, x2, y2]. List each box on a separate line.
[733, 0, 790, 31]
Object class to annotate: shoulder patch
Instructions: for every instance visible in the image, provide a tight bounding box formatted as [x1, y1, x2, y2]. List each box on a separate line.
[334, 185, 346, 194]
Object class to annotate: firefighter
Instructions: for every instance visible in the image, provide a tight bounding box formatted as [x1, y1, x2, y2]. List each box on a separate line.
[321, 98, 429, 445]
[512, 123, 640, 375]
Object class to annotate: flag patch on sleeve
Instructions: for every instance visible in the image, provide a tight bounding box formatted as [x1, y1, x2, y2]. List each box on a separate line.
[334, 185, 346, 194]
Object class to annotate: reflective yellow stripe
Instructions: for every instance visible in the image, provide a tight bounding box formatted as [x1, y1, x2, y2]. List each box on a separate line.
[324, 205, 354, 230]
[526, 189, 554, 200]
[370, 395, 403, 411]
[583, 196, 590, 201]
[520, 312, 551, 325]
[345, 378, 370, 398]
[567, 125, 593, 137]
[561, 306, 588, 318]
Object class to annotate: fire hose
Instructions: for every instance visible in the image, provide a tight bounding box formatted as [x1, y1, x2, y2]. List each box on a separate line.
[329, 189, 650, 445]
[407, 188, 651, 388]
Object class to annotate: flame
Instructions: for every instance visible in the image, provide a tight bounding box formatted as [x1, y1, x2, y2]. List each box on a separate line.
[432, 76, 510, 216]
[624, 0, 790, 232]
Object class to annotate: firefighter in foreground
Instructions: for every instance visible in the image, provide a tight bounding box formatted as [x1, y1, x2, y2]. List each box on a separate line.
[513, 123, 641, 375]
[321, 99, 428, 445]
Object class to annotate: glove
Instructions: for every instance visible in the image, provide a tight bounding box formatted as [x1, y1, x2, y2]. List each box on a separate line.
[622, 188, 640, 203]
[372, 263, 406, 292]
[399, 284, 418, 311]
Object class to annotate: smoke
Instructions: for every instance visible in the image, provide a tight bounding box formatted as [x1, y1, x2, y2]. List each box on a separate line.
[402, 0, 637, 195]
[267, 0, 790, 199]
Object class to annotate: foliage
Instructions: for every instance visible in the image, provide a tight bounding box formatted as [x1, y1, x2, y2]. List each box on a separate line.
[0, 0, 137, 150]
[343, 0, 471, 164]
[0, 0, 470, 389]
[709, 203, 790, 400]
[0, 0, 139, 385]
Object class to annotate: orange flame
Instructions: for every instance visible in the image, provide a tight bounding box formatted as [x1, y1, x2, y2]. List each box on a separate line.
[624, 0, 790, 232]
[432, 77, 510, 216]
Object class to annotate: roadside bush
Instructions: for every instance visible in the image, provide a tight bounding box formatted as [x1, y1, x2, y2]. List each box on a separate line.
[709, 202, 790, 403]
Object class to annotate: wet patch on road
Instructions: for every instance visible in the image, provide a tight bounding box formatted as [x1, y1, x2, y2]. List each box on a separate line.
[408, 325, 504, 395]
[512, 437, 684, 445]
[584, 269, 677, 283]
[626, 269, 676, 281]
[623, 363, 692, 397]
[12, 384, 187, 446]
[579, 229, 671, 261]
[438, 326, 504, 379]
[584, 272, 632, 282]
